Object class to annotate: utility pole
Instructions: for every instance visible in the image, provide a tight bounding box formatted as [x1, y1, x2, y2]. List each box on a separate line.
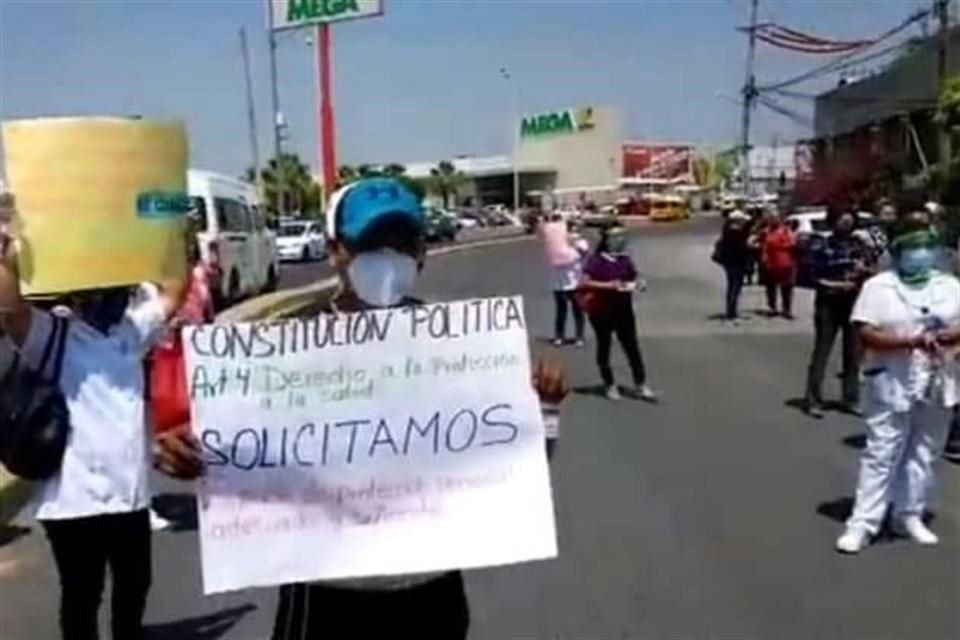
[266, 0, 285, 215]
[499, 67, 521, 213]
[936, 0, 951, 196]
[740, 0, 760, 196]
[240, 27, 261, 190]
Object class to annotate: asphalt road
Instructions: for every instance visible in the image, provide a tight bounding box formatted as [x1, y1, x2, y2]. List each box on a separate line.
[2, 217, 958, 639]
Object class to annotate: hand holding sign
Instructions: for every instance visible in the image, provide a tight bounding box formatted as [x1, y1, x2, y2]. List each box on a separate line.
[185, 296, 557, 593]
[154, 424, 204, 480]
[533, 359, 568, 405]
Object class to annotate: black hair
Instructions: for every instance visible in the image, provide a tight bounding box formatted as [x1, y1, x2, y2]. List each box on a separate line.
[346, 213, 424, 257]
[887, 213, 936, 256]
[597, 222, 625, 253]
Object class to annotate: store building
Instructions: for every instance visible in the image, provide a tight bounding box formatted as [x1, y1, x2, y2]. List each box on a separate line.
[404, 105, 624, 208]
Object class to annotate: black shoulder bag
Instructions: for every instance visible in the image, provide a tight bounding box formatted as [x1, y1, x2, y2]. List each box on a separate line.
[0, 316, 71, 480]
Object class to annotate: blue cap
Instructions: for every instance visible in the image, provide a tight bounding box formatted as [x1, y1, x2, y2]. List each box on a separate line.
[326, 177, 423, 246]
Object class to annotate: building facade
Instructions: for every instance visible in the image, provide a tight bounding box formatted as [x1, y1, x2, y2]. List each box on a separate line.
[806, 27, 959, 203]
[405, 105, 625, 208]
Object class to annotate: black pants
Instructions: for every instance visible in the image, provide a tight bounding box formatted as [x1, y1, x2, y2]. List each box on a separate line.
[590, 304, 647, 387]
[765, 282, 794, 315]
[553, 290, 585, 341]
[805, 291, 859, 406]
[42, 510, 151, 640]
[724, 265, 746, 319]
[271, 571, 469, 640]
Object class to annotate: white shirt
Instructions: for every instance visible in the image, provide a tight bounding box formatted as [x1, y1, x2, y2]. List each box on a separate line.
[852, 270, 960, 411]
[18, 291, 165, 520]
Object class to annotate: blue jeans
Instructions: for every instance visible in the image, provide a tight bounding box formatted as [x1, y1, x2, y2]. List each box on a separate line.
[724, 266, 746, 319]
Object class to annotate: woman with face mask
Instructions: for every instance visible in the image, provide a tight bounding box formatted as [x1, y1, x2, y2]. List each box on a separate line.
[835, 214, 960, 554]
[579, 224, 658, 402]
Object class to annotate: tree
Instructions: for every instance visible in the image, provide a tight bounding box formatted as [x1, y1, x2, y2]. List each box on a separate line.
[428, 160, 465, 209]
[337, 164, 359, 185]
[383, 163, 406, 178]
[934, 75, 960, 205]
[246, 152, 323, 218]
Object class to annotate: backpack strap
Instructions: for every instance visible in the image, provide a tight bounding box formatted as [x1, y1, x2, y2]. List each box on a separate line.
[49, 317, 69, 384]
[35, 315, 63, 378]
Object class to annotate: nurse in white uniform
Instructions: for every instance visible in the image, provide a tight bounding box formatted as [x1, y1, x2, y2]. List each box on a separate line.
[836, 217, 960, 554]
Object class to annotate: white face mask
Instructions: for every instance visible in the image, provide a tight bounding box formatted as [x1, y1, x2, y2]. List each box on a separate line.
[347, 249, 418, 307]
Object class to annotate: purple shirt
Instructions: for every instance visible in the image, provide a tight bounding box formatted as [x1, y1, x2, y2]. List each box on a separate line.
[583, 253, 637, 283]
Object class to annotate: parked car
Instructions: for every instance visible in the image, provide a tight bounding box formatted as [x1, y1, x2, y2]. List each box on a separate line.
[424, 208, 459, 242]
[276, 220, 326, 262]
[457, 209, 487, 228]
[187, 169, 278, 309]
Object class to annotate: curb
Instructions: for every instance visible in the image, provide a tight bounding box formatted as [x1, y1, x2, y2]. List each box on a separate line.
[219, 229, 536, 323]
[0, 469, 32, 526]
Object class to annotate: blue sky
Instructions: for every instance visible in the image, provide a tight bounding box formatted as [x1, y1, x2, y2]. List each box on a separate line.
[0, 0, 939, 177]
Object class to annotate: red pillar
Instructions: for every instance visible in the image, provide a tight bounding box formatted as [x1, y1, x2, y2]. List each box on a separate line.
[317, 23, 337, 193]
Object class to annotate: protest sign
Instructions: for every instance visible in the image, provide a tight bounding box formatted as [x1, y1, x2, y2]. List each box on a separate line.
[2, 117, 188, 294]
[184, 296, 557, 594]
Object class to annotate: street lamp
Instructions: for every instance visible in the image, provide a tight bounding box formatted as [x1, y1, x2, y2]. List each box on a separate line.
[499, 67, 520, 213]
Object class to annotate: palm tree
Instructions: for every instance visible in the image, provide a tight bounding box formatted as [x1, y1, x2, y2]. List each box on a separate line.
[429, 160, 465, 209]
[248, 153, 320, 217]
[383, 163, 406, 178]
[337, 164, 359, 186]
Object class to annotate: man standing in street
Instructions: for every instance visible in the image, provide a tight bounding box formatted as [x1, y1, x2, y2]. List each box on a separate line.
[803, 208, 871, 418]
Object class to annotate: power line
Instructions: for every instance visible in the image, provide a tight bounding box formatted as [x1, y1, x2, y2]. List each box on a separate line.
[757, 8, 930, 91]
[770, 86, 936, 109]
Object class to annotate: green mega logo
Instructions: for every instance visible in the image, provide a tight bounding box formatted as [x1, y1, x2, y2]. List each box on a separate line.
[287, 0, 363, 24]
[520, 106, 596, 138]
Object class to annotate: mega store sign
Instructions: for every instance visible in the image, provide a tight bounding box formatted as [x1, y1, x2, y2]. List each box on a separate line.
[622, 143, 693, 180]
[272, 0, 383, 30]
[520, 107, 596, 139]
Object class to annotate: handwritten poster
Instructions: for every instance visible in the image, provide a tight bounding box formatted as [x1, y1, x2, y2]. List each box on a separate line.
[184, 297, 557, 594]
[2, 117, 188, 294]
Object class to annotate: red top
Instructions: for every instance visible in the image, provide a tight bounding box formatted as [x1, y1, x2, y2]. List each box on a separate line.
[761, 225, 796, 272]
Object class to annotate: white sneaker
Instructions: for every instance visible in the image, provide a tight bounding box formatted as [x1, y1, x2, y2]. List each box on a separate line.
[835, 526, 870, 554]
[633, 385, 661, 403]
[150, 509, 174, 532]
[892, 516, 939, 546]
[605, 385, 622, 401]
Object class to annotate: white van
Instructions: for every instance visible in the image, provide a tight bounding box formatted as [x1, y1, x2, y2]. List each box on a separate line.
[187, 169, 278, 307]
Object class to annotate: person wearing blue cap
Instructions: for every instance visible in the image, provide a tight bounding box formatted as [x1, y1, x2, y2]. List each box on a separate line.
[260, 177, 568, 639]
[320, 176, 428, 309]
[155, 177, 567, 638]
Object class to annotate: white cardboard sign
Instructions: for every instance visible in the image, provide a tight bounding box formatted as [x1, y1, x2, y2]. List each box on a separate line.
[184, 297, 557, 594]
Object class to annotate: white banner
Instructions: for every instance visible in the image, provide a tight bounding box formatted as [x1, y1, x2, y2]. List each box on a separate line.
[184, 297, 557, 594]
[270, 0, 383, 31]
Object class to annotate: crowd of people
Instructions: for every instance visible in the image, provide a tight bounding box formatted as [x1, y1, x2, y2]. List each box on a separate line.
[1, 178, 959, 638]
[713, 196, 960, 553]
[0, 178, 567, 640]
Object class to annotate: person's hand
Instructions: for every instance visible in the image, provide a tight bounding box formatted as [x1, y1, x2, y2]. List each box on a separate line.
[911, 332, 941, 354]
[935, 326, 960, 347]
[618, 281, 638, 293]
[154, 424, 205, 480]
[532, 359, 568, 405]
[0, 191, 16, 266]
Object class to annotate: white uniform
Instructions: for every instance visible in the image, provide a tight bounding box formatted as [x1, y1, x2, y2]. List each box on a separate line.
[18, 293, 165, 521]
[846, 270, 960, 534]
